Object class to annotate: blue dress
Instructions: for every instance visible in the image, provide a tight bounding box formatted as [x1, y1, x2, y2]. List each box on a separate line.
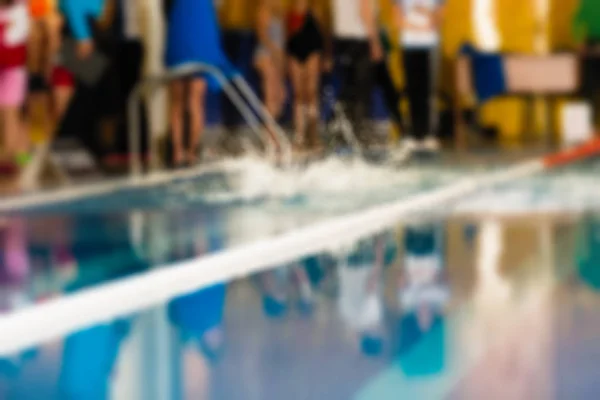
[165, 0, 233, 90]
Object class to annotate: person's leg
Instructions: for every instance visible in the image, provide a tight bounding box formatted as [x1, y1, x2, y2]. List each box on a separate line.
[169, 80, 186, 166]
[289, 58, 307, 148]
[305, 53, 322, 149]
[335, 39, 354, 110]
[5, 69, 28, 163]
[256, 56, 281, 146]
[353, 42, 374, 141]
[50, 65, 76, 125]
[402, 49, 430, 142]
[187, 77, 208, 163]
[374, 60, 404, 137]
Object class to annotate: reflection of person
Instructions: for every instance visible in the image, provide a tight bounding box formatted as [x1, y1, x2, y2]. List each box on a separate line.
[393, 0, 445, 154]
[396, 223, 448, 374]
[575, 215, 600, 292]
[168, 208, 227, 362]
[259, 261, 315, 318]
[337, 233, 397, 356]
[59, 214, 146, 400]
[169, 284, 227, 363]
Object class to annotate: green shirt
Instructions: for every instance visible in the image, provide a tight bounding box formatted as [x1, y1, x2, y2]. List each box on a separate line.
[573, 0, 600, 43]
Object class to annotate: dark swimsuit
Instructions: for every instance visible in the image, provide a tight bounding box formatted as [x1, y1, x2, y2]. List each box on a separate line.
[285, 10, 324, 63]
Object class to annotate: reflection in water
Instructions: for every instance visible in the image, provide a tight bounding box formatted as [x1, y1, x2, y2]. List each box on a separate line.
[337, 233, 397, 357]
[576, 214, 600, 292]
[60, 214, 148, 400]
[3, 210, 600, 399]
[396, 223, 448, 376]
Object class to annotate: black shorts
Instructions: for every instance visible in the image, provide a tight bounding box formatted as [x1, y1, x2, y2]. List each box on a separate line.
[286, 13, 323, 63]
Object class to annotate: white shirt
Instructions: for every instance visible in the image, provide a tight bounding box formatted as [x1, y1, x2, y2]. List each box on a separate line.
[398, 0, 442, 48]
[332, 0, 373, 40]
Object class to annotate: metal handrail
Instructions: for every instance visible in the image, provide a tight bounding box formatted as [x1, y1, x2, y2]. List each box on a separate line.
[128, 62, 292, 177]
[231, 76, 292, 166]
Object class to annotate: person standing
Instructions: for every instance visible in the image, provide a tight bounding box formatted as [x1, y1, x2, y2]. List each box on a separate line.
[0, 0, 30, 170]
[164, 0, 232, 166]
[331, 0, 404, 146]
[286, 0, 327, 151]
[218, 0, 258, 141]
[254, 0, 286, 148]
[393, 0, 445, 153]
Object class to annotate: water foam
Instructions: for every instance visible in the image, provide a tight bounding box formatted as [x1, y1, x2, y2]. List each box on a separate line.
[199, 155, 461, 205]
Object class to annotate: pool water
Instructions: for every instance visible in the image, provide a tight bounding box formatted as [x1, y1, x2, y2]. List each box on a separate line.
[1, 154, 600, 399]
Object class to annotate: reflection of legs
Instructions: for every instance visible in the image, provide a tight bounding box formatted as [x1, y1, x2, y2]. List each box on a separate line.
[289, 58, 307, 147]
[260, 270, 288, 318]
[305, 53, 322, 149]
[169, 80, 185, 165]
[292, 263, 314, 312]
[187, 77, 207, 164]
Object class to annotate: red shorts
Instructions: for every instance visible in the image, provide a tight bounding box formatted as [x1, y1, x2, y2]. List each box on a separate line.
[51, 65, 74, 88]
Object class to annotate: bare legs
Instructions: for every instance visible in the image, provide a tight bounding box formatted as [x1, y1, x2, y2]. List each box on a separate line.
[169, 77, 207, 166]
[256, 55, 286, 149]
[288, 53, 321, 150]
[1, 106, 26, 159]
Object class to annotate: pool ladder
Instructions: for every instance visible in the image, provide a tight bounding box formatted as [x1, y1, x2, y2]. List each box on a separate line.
[128, 62, 293, 177]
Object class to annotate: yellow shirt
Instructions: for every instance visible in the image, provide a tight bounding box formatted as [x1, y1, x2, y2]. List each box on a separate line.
[218, 0, 259, 31]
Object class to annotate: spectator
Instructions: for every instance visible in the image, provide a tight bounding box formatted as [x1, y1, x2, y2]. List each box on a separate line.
[218, 0, 259, 140]
[27, 0, 62, 131]
[393, 0, 445, 154]
[286, 0, 328, 151]
[0, 0, 30, 170]
[254, 0, 286, 147]
[60, 0, 123, 162]
[60, 0, 107, 59]
[164, 0, 231, 167]
[331, 0, 404, 146]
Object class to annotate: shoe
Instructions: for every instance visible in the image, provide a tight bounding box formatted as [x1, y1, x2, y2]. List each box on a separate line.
[390, 138, 417, 162]
[422, 136, 440, 153]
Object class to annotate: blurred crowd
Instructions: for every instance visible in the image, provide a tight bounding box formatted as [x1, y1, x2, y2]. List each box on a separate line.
[0, 0, 598, 179]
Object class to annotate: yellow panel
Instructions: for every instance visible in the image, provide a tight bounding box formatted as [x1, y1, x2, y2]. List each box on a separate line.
[549, 0, 579, 50]
[218, 0, 259, 30]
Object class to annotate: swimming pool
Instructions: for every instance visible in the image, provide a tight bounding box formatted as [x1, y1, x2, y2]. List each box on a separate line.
[2, 151, 600, 399]
[2, 154, 600, 311]
[2, 208, 599, 399]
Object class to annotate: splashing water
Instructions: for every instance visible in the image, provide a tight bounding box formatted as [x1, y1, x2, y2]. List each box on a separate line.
[197, 155, 463, 206]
